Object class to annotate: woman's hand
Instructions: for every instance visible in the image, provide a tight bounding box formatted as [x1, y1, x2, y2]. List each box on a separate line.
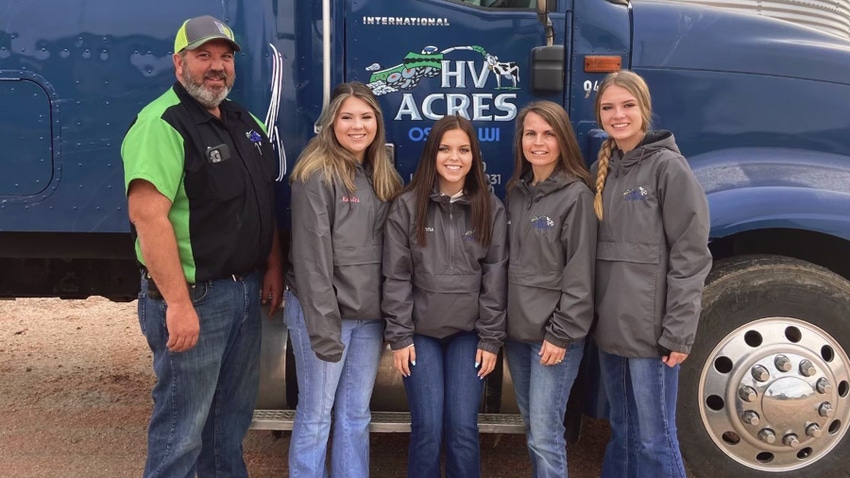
[662, 351, 688, 367]
[539, 339, 566, 366]
[393, 345, 416, 377]
[476, 349, 498, 378]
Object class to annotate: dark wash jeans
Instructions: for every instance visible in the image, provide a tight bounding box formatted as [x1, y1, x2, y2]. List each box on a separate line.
[403, 331, 485, 478]
[138, 271, 261, 478]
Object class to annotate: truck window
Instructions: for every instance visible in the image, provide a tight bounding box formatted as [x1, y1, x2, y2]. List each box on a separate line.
[458, 0, 537, 8]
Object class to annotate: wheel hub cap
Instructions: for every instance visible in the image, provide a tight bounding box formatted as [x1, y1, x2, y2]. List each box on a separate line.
[698, 318, 850, 472]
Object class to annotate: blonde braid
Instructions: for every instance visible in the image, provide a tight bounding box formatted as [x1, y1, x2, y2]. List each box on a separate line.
[594, 138, 615, 220]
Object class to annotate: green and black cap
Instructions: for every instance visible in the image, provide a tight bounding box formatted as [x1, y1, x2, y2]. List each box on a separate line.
[174, 15, 240, 53]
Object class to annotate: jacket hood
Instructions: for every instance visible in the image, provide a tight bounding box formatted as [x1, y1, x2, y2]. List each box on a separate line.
[612, 130, 680, 176]
[517, 169, 579, 199]
[429, 188, 471, 206]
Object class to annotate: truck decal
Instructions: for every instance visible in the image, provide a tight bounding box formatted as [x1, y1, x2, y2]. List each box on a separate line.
[365, 45, 520, 122]
[362, 16, 451, 27]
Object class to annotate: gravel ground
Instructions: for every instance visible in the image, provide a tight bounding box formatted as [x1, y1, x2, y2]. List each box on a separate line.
[0, 297, 609, 477]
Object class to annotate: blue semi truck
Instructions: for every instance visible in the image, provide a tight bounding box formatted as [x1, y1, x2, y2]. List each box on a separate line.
[2, 0, 850, 475]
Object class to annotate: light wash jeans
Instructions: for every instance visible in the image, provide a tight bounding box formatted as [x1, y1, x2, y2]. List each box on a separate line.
[139, 271, 262, 478]
[403, 331, 484, 478]
[598, 350, 686, 478]
[284, 289, 382, 478]
[505, 338, 585, 478]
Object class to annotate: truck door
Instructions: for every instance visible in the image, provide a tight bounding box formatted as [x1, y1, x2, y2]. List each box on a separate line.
[345, 0, 569, 197]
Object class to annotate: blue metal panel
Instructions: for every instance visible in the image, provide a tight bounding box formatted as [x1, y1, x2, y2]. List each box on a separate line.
[689, 148, 850, 241]
[0, 0, 230, 232]
[0, 76, 53, 196]
[569, 0, 631, 163]
[0, 0, 302, 233]
[345, 0, 568, 198]
[631, 1, 850, 84]
[635, 68, 850, 158]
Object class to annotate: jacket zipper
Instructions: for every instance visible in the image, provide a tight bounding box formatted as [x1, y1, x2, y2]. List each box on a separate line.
[448, 202, 455, 273]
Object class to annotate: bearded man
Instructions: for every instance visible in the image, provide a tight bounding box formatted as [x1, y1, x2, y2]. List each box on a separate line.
[120, 15, 282, 478]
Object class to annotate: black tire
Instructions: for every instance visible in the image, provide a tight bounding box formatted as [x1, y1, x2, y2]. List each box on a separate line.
[679, 254, 850, 477]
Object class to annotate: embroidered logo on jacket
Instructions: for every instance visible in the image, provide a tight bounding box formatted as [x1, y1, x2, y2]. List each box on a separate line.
[623, 186, 649, 201]
[425, 226, 435, 233]
[530, 216, 555, 230]
[342, 196, 361, 203]
[462, 230, 476, 241]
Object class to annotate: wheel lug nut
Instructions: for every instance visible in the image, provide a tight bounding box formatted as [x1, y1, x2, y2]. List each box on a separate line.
[741, 411, 760, 426]
[739, 386, 757, 402]
[774, 355, 792, 372]
[758, 428, 776, 444]
[817, 378, 832, 394]
[752, 365, 770, 382]
[819, 402, 834, 417]
[806, 423, 822, 438]
[799, 360, 816, 377]
[783, 433, 800, 448]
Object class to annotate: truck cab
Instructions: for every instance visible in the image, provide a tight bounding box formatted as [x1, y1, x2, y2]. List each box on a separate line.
[3, 1, 850, 476]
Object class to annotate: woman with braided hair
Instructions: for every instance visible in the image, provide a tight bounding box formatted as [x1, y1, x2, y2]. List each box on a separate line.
[591, 70, 711, 478]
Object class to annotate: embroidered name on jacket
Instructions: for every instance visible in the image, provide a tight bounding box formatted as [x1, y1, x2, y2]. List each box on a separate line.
[342, 196, 361, 203]
[623, 186, 649, 201]
[530, 215, 555, 230]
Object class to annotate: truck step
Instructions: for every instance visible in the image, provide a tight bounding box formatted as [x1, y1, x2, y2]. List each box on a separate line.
[251, 410, 526, 434]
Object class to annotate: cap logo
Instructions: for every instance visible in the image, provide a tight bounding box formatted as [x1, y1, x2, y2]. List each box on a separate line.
[214, 21, 230, 37]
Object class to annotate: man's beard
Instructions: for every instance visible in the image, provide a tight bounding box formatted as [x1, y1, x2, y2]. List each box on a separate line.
[182, 67, 234, 109]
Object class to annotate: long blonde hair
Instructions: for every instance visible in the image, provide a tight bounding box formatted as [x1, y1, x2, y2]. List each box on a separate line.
[593, 71, 652, 220]
[290, 82, 401, 201]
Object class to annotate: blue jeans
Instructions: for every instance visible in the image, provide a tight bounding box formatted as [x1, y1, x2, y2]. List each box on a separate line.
[403, 331, 484, 478]
[284, 290, 382, 478]
[505, 339, 584, 478]
[598, 350, 686, 478]
[138, 271, 262, 478]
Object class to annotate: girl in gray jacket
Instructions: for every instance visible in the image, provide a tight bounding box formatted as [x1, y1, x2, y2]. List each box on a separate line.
[592, 71, 711, 478]
[383, 115, 508, 478]
[504, 101, 597, 478]
[285, 82, 402, 478]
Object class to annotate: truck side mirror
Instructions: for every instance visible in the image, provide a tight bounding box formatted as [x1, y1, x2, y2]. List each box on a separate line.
[531, 45, 564, 92]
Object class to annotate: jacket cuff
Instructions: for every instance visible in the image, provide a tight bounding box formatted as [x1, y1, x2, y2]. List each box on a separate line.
[315, 351, 343, 363]
[390, 337, 414, 350]
[477, 340, 502, 354]
[658, 336, 692, 354]
[543, 332, 569, 349]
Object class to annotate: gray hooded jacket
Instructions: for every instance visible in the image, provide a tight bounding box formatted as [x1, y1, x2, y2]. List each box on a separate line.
[286, 162, 388, 362]
[382, 190, 508, 353]
[505, 171, 597, 347]
[592, 131, 711, 357]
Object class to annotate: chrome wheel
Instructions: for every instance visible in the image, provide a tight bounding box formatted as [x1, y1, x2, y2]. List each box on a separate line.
[699, 317, 850, 472]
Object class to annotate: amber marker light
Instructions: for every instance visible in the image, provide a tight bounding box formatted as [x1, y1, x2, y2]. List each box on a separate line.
[585, 56, 622, 73]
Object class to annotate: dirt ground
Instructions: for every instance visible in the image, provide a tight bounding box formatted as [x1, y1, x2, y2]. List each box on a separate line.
[0, 297, 609, 477]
